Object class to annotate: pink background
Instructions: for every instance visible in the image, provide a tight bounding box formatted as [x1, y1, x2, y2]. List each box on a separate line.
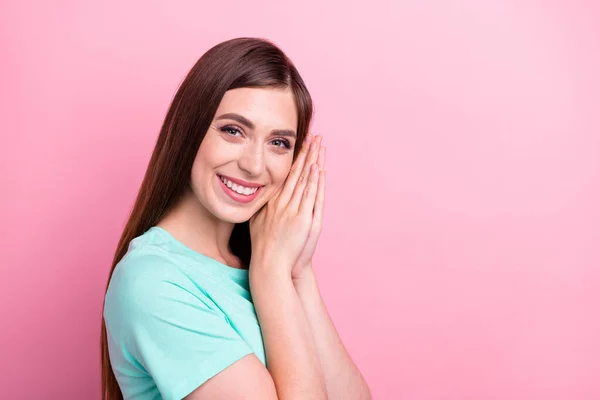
[2, 0, 599, 398]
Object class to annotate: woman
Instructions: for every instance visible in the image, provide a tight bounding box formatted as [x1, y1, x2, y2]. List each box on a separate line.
[101, 37, 371, 400]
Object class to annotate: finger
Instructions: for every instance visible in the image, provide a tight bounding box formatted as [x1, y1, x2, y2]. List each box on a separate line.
[313, 170, 325, 224]
[314, 135, 324, 170]
[278, 133, 313, 205]
[308, 135, 322, 167]
[299, 164, 320, 216]
[317, 145, 325, 171]
[315, 134, 322, 150]
[289, 138, 321, 211]
[271, 181, 285, 202]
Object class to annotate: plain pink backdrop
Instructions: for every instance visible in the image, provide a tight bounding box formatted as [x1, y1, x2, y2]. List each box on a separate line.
[2, 0, 599, 399]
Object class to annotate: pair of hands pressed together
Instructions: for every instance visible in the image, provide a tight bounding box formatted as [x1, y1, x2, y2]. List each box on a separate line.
[249, 133, 326, 281]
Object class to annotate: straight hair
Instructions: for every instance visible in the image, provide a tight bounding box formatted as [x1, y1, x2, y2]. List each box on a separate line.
[100, 37, 313, 400]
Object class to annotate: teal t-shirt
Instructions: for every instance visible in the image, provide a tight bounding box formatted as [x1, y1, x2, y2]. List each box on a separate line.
[103, 226, 266, 400]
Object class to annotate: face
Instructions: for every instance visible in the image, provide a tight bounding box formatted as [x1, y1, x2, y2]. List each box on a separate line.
[190, 87, 299, 223]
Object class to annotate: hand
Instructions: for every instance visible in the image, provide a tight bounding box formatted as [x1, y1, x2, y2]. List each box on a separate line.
[249, 133, 322, 279]
[291, 135, 326, 280]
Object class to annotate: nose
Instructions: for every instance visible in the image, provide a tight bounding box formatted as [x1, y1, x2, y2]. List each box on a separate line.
[237, 143, 265, 177]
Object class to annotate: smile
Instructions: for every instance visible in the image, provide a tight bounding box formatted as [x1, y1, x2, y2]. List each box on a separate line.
[217, 175, 263, 203]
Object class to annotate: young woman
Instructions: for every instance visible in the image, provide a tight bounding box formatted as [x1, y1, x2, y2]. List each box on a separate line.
[101, 37, 371, 400]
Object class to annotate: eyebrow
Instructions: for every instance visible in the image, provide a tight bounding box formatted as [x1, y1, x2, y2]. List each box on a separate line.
[215, 112, 297, 139]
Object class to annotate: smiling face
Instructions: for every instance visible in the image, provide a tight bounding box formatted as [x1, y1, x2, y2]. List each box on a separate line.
[190, 87, 299, 223]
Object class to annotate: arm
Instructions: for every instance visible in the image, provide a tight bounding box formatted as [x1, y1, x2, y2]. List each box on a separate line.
[293, 264, 372, 400]
[250, 264, 328, 400]
[185, 261, 328, 400]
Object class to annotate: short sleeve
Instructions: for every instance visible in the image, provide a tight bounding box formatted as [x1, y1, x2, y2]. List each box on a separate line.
[109, 254, 254, 400]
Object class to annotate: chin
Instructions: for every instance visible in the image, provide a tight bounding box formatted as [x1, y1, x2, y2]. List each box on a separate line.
[222, 212, 253, 224]
[210, 201, 259, 224]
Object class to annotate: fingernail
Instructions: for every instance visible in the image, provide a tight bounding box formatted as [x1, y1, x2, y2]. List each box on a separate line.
[305, 134, 313, 143]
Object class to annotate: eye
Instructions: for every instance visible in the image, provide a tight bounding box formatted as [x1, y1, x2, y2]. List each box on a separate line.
[220, 125, 242, 137]
[219, 125, 292, 150]
[272, 139, 292, 149]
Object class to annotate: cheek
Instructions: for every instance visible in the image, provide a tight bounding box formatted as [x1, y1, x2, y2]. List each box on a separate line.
[189, 149, 219, 192]
[192, 138, 231, 178]
[269, 159, 293, 185]
[198, 138, 226, 166]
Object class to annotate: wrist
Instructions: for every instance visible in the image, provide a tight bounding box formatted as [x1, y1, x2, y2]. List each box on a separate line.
[292, 263, 317, 289]
[249, 258, 292, 285]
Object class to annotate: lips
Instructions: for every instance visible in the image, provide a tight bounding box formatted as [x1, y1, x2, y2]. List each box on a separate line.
[218, 174, 264, 189]
[216, 175, 262, 204]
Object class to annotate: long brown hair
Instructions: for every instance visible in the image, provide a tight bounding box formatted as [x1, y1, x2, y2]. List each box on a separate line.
[101, 37, 313, 400]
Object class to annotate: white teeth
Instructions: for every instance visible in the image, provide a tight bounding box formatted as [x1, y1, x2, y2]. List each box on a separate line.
[219, 176, 258, 196]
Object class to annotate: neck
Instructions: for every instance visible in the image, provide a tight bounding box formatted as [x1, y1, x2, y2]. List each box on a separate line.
[157, 186, 241, 268]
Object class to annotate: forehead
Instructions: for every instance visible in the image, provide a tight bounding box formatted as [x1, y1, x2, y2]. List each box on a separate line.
[215, 87, 298, 130]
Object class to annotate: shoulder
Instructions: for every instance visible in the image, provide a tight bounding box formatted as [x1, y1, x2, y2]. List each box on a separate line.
[104, 243, 215, 323]
[103, 240, 257, 399]
[109, 244, 178, 295]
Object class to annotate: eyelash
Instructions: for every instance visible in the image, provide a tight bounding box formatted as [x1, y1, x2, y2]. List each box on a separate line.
[220, 125, 293, 150]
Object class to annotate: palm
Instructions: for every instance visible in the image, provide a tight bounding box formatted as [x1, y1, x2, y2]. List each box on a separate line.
[291, 220, 319, 279]
[291, 136, 325, 279]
